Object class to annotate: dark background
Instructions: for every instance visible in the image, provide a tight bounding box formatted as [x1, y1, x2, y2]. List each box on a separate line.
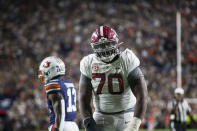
[0, 0, 197, 130]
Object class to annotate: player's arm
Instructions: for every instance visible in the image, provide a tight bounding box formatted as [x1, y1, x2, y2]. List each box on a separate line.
[48, 91, 63, 131]
[170, 102, 179, 114]
[186, 102, 197, 124]
[125, 67, 148, 131]
[188, 111, 195, 123]
[79, 74, 99, 131]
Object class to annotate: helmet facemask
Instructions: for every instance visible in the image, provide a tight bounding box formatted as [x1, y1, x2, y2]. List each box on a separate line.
[38, 70, 45, 83]
[91, 38, 119, 63]
[38, 67, 55, 83]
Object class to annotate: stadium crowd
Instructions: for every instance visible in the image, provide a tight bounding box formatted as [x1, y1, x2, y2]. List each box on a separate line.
[0, 0, 197, 130]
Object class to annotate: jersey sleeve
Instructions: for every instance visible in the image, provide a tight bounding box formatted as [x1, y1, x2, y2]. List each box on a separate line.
[123, 49, 140, 76]
[80, 56, 91, 78]
[185, 100, 192, 113]
[44, 81, 61, 94]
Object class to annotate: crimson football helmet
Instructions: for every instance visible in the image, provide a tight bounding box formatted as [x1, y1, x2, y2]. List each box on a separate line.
[90, 25, 120, 62]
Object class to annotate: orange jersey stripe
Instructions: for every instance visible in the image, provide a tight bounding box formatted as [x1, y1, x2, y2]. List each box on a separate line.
[45, 84, 60, 91]
[52, 124, 55, 131]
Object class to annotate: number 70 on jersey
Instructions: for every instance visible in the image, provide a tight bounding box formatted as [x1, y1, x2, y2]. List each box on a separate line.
[92, 73, 124, 95]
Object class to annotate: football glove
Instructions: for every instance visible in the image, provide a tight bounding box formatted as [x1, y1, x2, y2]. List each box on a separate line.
[83, 117, 100, 131]
[124, 117, 142, 131]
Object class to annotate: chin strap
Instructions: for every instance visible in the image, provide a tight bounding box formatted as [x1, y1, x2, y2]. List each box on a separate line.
[124, 117, 142, 131]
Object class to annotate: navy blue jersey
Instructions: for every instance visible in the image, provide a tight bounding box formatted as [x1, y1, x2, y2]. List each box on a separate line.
[44, 77, 77, 126]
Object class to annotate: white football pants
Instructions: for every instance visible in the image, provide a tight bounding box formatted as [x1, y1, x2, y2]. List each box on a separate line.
[48, 121, 79, 131]
[93, 111, 134, 131]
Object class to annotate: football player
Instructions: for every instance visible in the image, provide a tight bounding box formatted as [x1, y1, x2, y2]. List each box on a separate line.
[79, 25, 148, 131]
[38, 56, 79, 131]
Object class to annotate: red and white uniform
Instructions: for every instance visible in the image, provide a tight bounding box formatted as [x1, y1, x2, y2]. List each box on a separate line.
[81, 25, 142, 131]
[80, 48, 140, 131]
[80, 48, 140, 113]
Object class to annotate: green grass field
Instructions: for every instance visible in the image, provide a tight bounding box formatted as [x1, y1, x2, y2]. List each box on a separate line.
[80, 129, 197, 131]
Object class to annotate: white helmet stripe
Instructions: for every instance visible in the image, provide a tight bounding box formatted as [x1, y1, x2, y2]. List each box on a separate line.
[100, 26, 104, 37]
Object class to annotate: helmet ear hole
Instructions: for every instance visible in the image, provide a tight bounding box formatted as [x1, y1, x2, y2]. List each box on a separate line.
[44, 71, 50, 76]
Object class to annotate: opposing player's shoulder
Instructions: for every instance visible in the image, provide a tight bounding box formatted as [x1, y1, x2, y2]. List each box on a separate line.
[44, 79, 61, 93]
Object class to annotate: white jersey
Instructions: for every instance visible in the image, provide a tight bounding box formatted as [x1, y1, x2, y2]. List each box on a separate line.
[80, 48, 140, 113]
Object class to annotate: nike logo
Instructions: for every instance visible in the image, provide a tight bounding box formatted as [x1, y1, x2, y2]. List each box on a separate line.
[125, 121, 130, 124]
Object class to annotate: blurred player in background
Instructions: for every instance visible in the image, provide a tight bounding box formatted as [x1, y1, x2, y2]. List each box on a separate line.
[79, 25, 148, 131]
[168, 88, 195, 131]
[38, 56, 79, 131]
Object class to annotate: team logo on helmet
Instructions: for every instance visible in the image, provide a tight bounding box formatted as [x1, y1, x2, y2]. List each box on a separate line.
[39, 56, 66, 84]
[43, 61, 51, 68]
[92, 63, 99, 71]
